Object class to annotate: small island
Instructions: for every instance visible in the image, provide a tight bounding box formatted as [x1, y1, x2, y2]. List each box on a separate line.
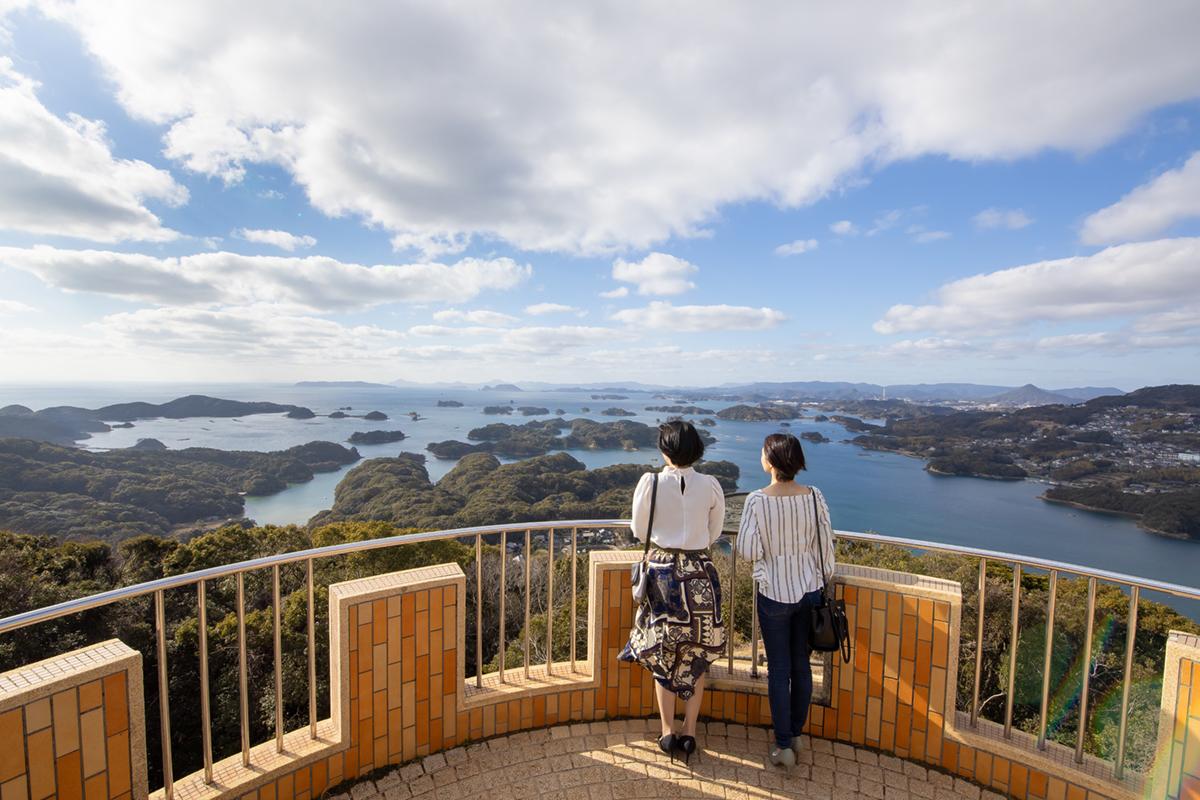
[646, 405, 717, 415]
[517, 406, 550, 416]
[363, 410, 389, 421]
[483, 405, 514, 415]
[715, 404, 801, 422]
[591, 394, 628, 400]
[482, 384, 522, 392]
[800, 431, 829, 443]
[437, 400, 465, 408]
[329, 411, 349, 419]
[600, 407, 636, 417]
[348, 430, 407, 445]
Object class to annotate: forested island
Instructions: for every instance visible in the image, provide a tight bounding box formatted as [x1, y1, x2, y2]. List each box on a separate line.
[347, 430, 407, 445]
[427, 417, 715, 459]
[0, 437, 360, 541]
[0, 394, 318, 444]
[646, 405, 716, 415]
[835, 385, 1200, 539]
[715, 403, 802, 421]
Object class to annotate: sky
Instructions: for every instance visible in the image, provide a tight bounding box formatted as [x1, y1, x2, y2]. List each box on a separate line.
[1, 2, 1199, 390]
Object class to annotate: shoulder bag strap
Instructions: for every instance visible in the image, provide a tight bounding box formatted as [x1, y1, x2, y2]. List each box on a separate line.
[641, 472, 659, 561]
[809, 487, 832, 600]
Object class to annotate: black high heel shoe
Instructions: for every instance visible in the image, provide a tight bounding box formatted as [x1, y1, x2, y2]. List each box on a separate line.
[675, 735, 698, 765]
[659, 733, 678, 763]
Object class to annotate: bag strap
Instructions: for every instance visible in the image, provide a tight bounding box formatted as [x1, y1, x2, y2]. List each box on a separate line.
[809, 486, 832, 600]
[641, 472, 659, 561]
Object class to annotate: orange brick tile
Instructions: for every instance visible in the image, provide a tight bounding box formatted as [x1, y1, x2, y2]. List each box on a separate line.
[52, 689, 80, 756]
[310, 759, 326, 795]
[278, 773, 293, 800]
[428, 588, 442, 629]
[295, 767, 310, 795]
[387, 617, 401, 663]
[918, 599, 934, 638]
[415, 655, 429, 701]
[1028, 769, 1048, 799]
[942, 741, 958, 773]
[55, 752, 82, 800]
[105, 732, 130, 799]
[415, 588, 428, 613]
[932, 621, 949, 668]
[83, 774, 106, 800]
[348, 603, 358, 632]
[1065, 785, 1085, 800]
[887, 599, 901, 634]
[916, 645, 932, 685]
[415, 611, 429, 657]
[901, 614, 918, 659]
[993, 757, 1010, 789]
[844, 586, 858, 604]
[373, 730, 386, 767]
[880, 720, 894, 751]
[26, 699, 51, 733]
[27, 728, 55, 800]
[103, 674, 128, 736]
[976, 752, 993, 785]
[401, 593, 415, 633]
[79, 709, 105, 777]
[957, 745, 975, 779]
[372, 600, 387, 643]
[259, 780, 275, 800]
[0, 710, 24, 782]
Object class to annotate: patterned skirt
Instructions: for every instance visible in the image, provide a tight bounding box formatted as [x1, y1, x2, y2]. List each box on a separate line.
[618, 548, 726, 699]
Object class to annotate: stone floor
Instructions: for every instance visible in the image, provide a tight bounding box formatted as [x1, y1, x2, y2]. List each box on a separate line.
[334, 719, 1002, 800]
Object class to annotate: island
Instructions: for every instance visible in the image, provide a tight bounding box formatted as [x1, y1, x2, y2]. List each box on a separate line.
[836, 384, 1200, 539]
[437, 400, 465, 407]
[646, 405, 717, 415]
[715, 404, 801, 421]
[591, 394, 628, 400]
[348, 430, 407, 445]
[482, 384, 522, 392]
[483, 405, 514, 415]
[0, 437, 360, 542]
[0, 394, 318, 444]
[426, 417, 715, 459]
[311, 451, 740, 528]
[517, 406, 550, 416]
[329, 411, 349, 419]
[363, 410, 389, 420]
[800, 431, 829, 443]
[600, 407, 636, 417]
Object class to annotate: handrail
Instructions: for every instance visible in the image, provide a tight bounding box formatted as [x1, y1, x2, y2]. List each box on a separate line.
[2, 516, 1196, 636]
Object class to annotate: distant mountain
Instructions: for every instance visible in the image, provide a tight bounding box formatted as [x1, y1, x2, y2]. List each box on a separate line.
[987, 384, 1076, 406]
[294, 381, 395, 388]
[481, 384, 523, 392]
[93, 394, 312, 422]
[884, 383, 1011, 401]
[1050, 386, 1126, 401]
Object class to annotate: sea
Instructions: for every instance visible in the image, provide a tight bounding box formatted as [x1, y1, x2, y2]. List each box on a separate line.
[4, 382, 1197, 620]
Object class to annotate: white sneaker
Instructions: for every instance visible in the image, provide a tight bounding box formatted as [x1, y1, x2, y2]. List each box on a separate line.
[768, 744, 795, 767]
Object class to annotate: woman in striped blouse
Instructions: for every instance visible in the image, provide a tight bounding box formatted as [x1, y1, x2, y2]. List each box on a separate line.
[735, 432, 836, 767]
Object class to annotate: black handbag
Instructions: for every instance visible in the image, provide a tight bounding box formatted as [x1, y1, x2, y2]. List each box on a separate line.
[808, 488, 852, 662]
[629, 472, 659, 603]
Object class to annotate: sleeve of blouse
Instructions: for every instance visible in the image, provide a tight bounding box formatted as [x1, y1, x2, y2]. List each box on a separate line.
[815, 488, 836, 581]
[707, 477, 726, 545]
[735, 494, 763, 562]
[630, 472, 653, 543]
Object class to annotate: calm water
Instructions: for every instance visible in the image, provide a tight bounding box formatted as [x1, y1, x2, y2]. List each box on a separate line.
[4, 382, 1197, 618]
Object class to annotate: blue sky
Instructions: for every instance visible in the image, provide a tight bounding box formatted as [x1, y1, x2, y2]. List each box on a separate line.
[1, 3, 1199, 389]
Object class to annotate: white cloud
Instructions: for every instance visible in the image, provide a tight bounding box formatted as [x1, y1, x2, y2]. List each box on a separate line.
[599, 286, 629, 299]
[432, 308, 519, 326]
[874, 237, 1200, 334]
[612, 301, 786, 332]
[867, 210, 903, 236]
[1080, 152, 1200, 245]
[913, 230, 951, 244]
[0, 57, 185, 243]
[234, 227, 317, 251]
[973, 208, 1033, 230]
[0, 299, 34, 314]
[40, 2, 1200, 256]
[0, 245, 531, 312]
[774, 239, 819, 256]
[830, 220, 857, 236]
[611, 253, 698, 296]
[524, 302, 579, 316]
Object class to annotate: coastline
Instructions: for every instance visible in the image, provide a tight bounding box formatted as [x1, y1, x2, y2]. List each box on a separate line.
[1037, 492, 1192, 541]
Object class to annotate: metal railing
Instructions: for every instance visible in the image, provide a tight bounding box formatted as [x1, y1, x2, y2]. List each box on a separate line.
[1, 509, 1198, 796]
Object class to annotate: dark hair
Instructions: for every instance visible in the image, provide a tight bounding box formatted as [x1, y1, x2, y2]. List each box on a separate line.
[763, 433, 806, 480]
[658, 420, 705, 467]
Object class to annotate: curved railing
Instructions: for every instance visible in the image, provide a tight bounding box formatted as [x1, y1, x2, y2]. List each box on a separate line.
[2, 509, 1198, 797]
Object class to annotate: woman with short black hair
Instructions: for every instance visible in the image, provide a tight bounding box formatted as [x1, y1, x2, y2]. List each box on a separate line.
[735, 432, 835, 767]
[620, 420, 725, 764]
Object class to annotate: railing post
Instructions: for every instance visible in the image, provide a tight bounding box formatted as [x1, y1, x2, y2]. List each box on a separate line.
[524, 529, 532, 680]
[499, 530, 507, 683]
[237, 571, 251, 767]
[155, 590, 174, 800]
[972, 557, 986, 726]
[1037, 570, 1057, 750]
[1075, 576, 1097, 763]
[728, 543, 737, 672]
[1114, 584, 1139, 779]
[546, 528, 555, 676]
[1004, 564, 1021, 738]
[272, 564, 284, 753]
[197, 581, 213, 783]
[307, 558, 317, 739]
[570, 526, 578, 673]
[475, 533, 483, 688]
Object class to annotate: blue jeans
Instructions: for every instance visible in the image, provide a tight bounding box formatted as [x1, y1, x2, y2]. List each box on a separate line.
[757, 589, 824, 747]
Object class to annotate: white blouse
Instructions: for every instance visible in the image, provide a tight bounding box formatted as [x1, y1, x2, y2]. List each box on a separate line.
[735, 487, 836, 603]
[630, 465, 725, 551]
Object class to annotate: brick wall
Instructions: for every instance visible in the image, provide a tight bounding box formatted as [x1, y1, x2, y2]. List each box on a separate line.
[1155, 632, 1200, 800]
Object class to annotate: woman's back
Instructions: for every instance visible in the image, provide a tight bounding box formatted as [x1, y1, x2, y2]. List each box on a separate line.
[735, 486, 835, 603]
[631, 465, 725, 551]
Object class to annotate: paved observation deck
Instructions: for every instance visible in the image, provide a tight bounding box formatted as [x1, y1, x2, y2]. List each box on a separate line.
[335, 721, 996, 800]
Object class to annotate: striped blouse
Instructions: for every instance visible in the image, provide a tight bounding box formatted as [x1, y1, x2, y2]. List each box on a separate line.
[734, 487, 836, 603]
